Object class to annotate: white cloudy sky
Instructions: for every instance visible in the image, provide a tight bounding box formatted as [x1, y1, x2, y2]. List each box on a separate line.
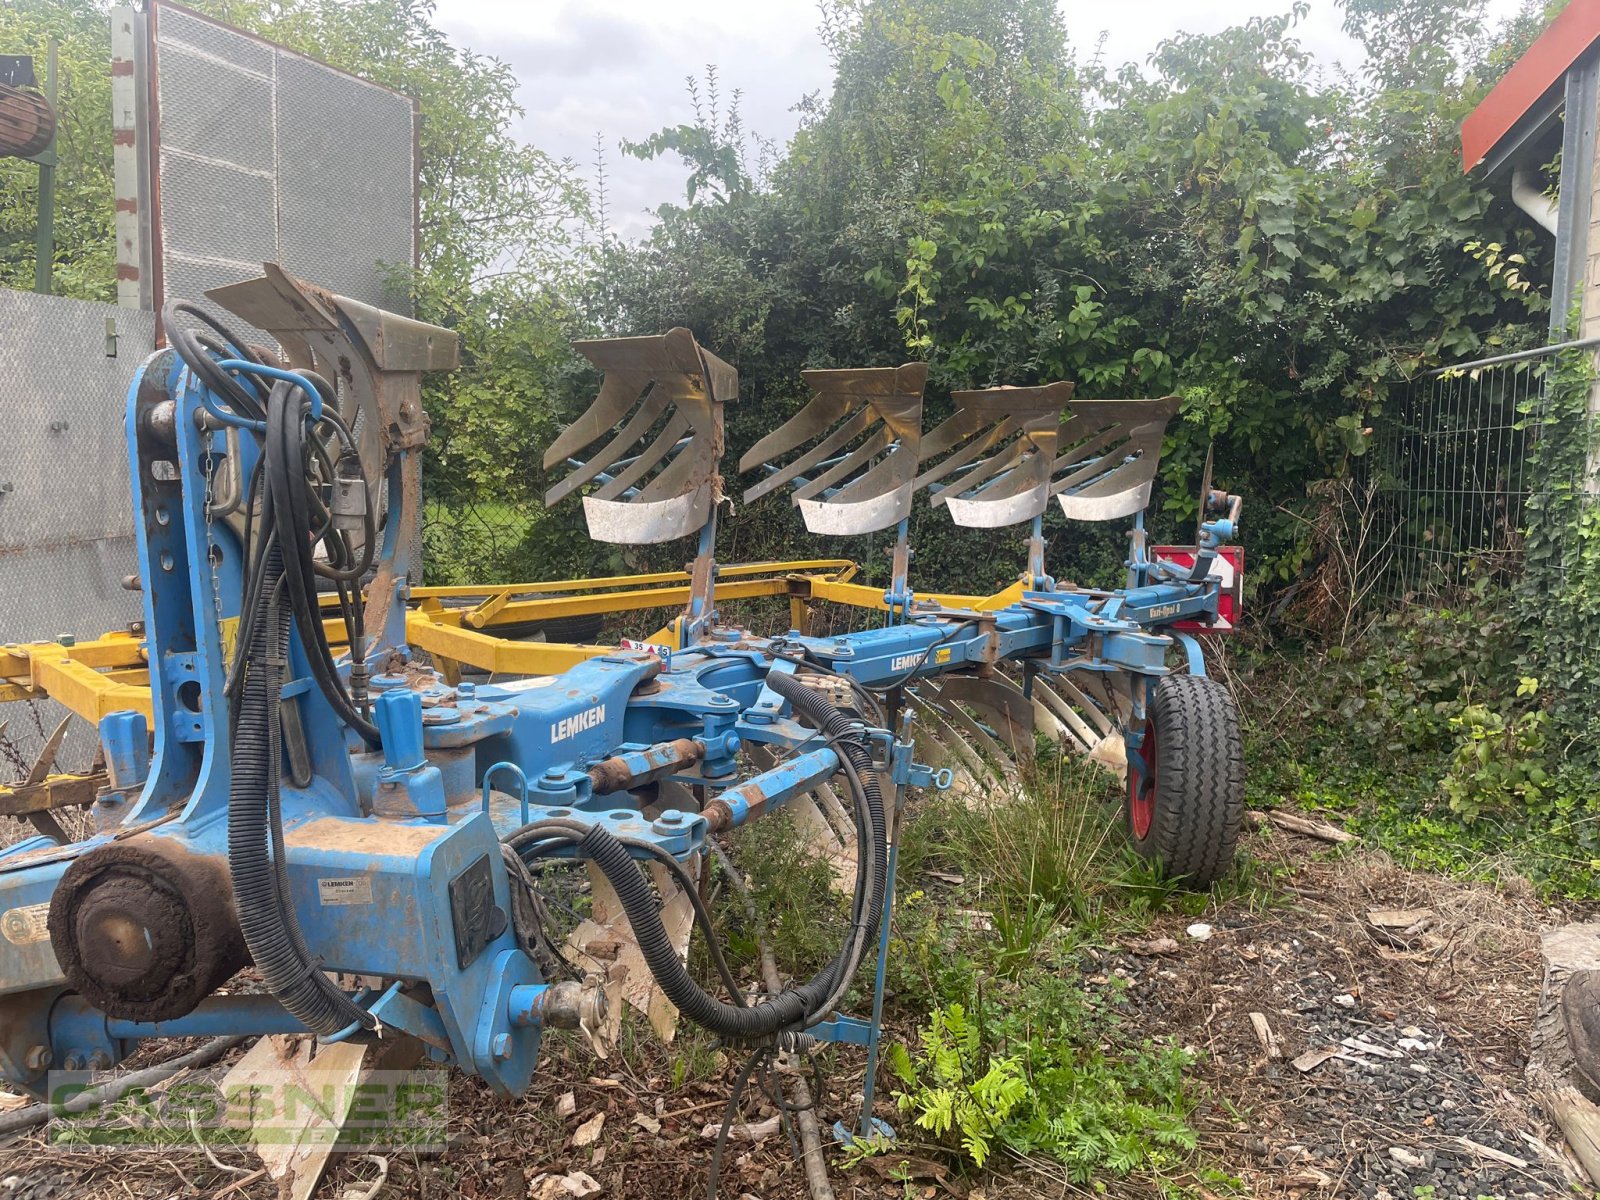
[429, 0, 1527, 240]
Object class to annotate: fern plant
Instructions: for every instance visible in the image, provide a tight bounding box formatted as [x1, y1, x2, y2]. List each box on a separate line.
[888, 996, 1197, 1180]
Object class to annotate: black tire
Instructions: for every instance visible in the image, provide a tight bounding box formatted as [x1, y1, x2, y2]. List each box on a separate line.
[1124, 674, 1244, 887]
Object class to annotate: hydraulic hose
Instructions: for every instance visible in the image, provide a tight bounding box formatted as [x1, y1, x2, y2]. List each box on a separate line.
[553, 670, 889, 1044]
[228, 548, 373, 1037]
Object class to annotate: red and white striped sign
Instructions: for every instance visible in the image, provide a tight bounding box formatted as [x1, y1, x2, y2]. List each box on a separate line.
[1151, 546, 1243, 633]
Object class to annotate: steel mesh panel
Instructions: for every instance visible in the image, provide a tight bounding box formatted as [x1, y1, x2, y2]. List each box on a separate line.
[0, 292, 155, 777]
[275, 53, 415, 311]
[159, 6, 272, 74]
[159, 153, 277, 268]
[156, 38, 273, 170]
[1369, 358, 1541, 602]
[152, 0, 417, 336]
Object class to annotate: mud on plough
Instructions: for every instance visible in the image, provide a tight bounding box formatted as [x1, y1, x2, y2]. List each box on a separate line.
[0, 267, 1244, 1182]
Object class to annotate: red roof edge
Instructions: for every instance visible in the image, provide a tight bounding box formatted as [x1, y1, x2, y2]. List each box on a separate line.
[1461, 0, 1600, 173]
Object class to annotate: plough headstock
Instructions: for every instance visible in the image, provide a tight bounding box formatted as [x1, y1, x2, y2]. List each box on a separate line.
[739, 364, 927, 535]
[544, 329, 737, 544]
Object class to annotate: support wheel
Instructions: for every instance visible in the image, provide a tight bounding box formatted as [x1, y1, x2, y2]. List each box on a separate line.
[1125, 674, 1244, 887]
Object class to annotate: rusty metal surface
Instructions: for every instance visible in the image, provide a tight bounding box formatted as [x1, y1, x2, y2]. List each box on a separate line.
[546, 330, 736, 545]
[920, 673, 1036, 764]
[0, 82, 56, 159]
[739, 363, 926, 535]
[0, 771, 106, 817]
[208, 266, 456, 643]
[916, 382, 1075, 528]
[1052, 397, 1179, 522]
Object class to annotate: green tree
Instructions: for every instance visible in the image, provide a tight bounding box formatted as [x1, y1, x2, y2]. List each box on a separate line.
[0, 0, 115, 297]
[603, 0, 1552, 590]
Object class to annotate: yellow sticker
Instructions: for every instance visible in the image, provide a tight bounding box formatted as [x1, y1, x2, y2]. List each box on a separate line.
[219, 616, 239, 668]
[934, 647, 953, 664]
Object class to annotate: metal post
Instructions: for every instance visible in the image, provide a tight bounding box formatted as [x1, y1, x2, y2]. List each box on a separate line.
[855, 714, 915, 1142]
[1553, 52, 1600, 338]
[884, 517, 911, 625]
[679, 503, 720, 645]
[32, 39, 57, 294]
[1127, 509, 1147, 589]
[1024, 512, 1051, 591]
[857, 832, 898, 1139]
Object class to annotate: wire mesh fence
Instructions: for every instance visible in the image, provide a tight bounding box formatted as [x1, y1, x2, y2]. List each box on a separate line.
[1366, 346, 1559, 604]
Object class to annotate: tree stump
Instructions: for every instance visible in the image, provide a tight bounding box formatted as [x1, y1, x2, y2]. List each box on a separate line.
[1527, 923, 1600, 1185]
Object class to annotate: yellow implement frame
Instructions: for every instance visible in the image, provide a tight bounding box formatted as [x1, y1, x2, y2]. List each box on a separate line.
[0, 558, 1023, 728]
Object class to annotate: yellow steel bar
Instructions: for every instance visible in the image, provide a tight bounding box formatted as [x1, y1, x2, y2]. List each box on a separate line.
[404, 612, 612, 674]
[2, 633, 145, 683]
[0, 772, 105, 816]
[26, 653, 152, 722]
[1, 635, 152, 723]
[453, 578, 794, 625]
[805, 579, 998, 612]
[977, 581, 1027, 611]
[463, 589, 512, 630]
[408, 558, 858, 600]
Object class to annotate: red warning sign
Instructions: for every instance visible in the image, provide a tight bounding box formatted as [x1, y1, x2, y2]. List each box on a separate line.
[1151, 546, 1243, 633]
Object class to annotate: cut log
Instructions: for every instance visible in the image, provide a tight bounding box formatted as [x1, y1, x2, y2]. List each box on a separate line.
[1538, 1085, 1600, 1186]
[1530, 925, 1600, 1099]
[1527, 922, 1600, 1184]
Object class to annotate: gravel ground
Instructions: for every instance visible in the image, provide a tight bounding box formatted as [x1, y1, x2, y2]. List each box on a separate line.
[1090, 835, 1584, 1200]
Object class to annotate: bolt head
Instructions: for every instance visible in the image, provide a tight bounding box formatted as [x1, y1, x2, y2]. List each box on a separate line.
[492, 1033, 513, 1060]
[62, 1052, 86, 1072]
[24, 1044, 52, 1072]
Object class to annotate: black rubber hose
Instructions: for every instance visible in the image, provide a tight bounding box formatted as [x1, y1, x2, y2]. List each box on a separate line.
[228, 545, 373, 1037]
[263, 381, 379, 746]
[569, 671, 888, 1044]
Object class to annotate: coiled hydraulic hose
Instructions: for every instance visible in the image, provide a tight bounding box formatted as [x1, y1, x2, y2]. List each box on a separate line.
[513, 671, 888, 1045]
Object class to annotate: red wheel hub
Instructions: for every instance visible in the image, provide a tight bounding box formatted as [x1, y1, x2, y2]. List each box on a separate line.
[1129, 717, 1157, 839]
